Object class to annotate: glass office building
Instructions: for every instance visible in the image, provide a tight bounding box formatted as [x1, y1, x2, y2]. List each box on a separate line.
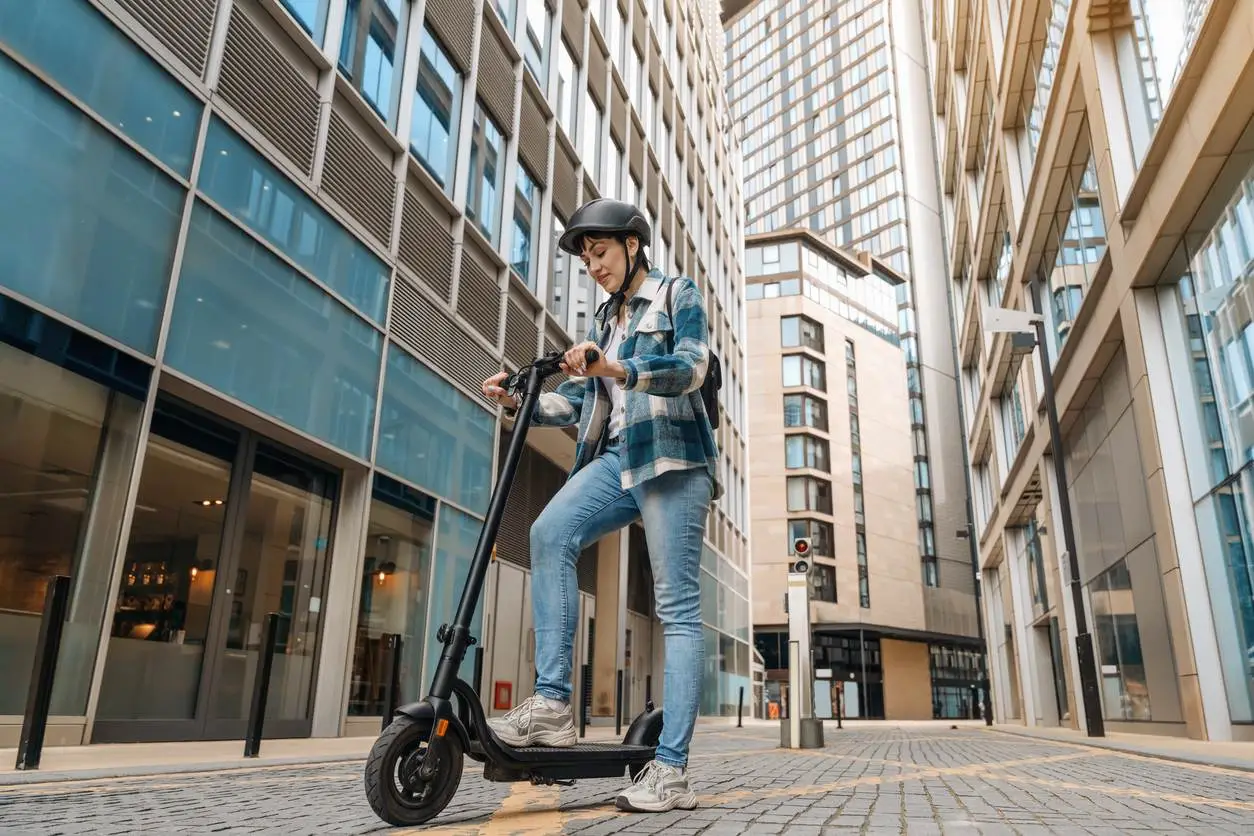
[0, 0, 748, 746]
[723, 0, 981, 677]
[924, 0, 1254, 740]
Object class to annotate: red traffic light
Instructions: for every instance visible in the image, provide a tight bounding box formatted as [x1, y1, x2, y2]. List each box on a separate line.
[793, 537, 811, 556]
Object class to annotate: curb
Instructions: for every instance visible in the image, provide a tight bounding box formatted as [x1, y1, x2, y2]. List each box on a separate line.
[0, 754, 370, 788]
[987, 726, 1254, 774]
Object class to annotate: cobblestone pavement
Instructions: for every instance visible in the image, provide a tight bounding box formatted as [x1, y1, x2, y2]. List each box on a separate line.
[2, 725, 1253, 834]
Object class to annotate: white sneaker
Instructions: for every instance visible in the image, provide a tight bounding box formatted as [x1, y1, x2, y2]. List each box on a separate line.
[615, 760, 698, 812]
[486, 694, 577, 747]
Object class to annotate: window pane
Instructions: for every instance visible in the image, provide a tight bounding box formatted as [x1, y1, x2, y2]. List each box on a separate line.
[167, 202, 382, 457]
[349, 483, 436, 715]
[467, 103, 506, 244]
[782, 356, 801, 387]
[0, 55, 183, 353]
[781, 316, 800, 346]
[0, 345, 143, 717]
[338, 0, 403, 123]
[0, 0, 202, 174]
[279, 0, 333, 44]
[556, 43, 579, 139]
[376, 343, 495, 514]
[411, 27, 461, 192]
[424, 505, 486, 685]
[522, 0, 551, 82]
[512, 164, 538, 288]
[200, 118, 390, 323]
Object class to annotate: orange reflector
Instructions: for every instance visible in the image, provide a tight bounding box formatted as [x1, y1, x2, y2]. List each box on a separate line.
[435, 719, 449, 737]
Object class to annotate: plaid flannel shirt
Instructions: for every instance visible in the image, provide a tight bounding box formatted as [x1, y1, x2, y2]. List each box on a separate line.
[529, 269, 721, 497]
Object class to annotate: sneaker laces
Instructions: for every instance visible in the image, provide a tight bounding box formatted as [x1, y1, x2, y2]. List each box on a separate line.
[500, 695, 538, 729]
[634, 761, 668, 795]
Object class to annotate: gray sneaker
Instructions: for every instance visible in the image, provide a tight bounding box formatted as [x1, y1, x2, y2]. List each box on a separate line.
[487, 694, 577, 747]
[615, 760, 698, 812]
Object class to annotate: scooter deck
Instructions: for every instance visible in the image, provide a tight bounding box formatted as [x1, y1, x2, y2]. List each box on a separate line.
[502, 742, 654, 760]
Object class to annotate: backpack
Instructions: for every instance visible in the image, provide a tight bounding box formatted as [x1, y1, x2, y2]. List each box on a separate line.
[666, 278, 723, 429]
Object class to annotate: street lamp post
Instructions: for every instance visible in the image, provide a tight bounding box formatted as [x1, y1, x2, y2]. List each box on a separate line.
[984, 285, 1105, 738]
[957, 522, 994, 726]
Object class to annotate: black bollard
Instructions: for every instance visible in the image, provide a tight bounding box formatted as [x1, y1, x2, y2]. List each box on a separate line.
[380, 633, 402, 732]
[615, 669, 624, 736]
[15, 575, 71, 771]
[737, 685, 744, 728]
[579, 663, 592, 739]
[243, 613, 285, 758]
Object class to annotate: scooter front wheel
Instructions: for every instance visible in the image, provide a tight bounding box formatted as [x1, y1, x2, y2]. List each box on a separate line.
[364, 715, 463, 826]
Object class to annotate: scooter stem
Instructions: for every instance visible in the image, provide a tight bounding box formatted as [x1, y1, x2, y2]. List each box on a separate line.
[429, 364, 545, 699]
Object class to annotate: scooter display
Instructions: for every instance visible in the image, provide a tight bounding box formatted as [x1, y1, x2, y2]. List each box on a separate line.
[363, 348, 663, 827]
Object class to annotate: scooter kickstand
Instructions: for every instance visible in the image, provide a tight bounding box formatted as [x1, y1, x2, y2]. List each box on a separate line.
[531, 776, 576, 787]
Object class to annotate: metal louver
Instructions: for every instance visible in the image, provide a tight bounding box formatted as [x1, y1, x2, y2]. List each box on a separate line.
[562, 0, 585, 64]
[424, 0, 475, 73]
[629, 121, 645, 183]
[478, 24, 516, 135]
[114, 0, 216, 76]
[504, 296, 539, 370]
[519, 88, 550, 187]
[553, 143, 578, 219]
[218, 9, 319, 174]
[397, 185, 455, 302]
[456, 250, 502, 345]
[391, 276, 498, 402]
[323, 110, 397, 248]
[610, 85, 627, 147]
[496, 431, 572, 571]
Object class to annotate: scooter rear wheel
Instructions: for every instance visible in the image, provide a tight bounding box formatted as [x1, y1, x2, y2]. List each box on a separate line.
[364, 715, 463, 826]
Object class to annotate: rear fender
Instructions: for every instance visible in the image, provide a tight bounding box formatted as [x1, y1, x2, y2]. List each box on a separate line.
[622, 702, 664, 747]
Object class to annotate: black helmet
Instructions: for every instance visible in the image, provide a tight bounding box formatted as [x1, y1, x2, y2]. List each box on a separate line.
[558, 198, 651, 255]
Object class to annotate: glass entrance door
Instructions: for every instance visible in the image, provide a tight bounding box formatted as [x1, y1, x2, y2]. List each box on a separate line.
[93, 398, 338, 743]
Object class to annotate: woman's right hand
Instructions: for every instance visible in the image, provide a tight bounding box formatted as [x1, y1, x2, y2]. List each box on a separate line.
[481, 372, 517, 408]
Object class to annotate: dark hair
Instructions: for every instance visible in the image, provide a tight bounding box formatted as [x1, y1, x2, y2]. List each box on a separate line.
[579, 232, 651, 272]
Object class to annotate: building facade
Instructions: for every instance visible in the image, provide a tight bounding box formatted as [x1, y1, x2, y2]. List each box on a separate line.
[0, 0, 749, 747]
[723, 0, 982, 717]
[743, 230, 983, 720]
[923, 0, 1254, 740]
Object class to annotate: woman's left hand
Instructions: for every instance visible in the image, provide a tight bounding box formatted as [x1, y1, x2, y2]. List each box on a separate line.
[561, 341, 625, 380]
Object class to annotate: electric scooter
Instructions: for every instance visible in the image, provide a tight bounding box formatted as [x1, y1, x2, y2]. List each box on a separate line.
[363, 348, 662, 827]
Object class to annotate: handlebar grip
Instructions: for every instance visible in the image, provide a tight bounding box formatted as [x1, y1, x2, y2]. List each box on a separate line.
[584, 347, 600, 364]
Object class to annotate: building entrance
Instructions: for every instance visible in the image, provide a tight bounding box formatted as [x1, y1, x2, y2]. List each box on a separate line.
[93, 398, 338, 743]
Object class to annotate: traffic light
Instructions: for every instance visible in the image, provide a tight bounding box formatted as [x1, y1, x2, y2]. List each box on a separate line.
[790, 537, 812, 575]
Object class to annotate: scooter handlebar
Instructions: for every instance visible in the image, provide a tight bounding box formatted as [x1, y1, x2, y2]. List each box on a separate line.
[584, 348, 600, 365]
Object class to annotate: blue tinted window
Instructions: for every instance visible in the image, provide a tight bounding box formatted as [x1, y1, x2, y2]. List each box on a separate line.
[279, 0, 332, 45]
[0, 56, 183, 353]
[466, 103, 505, 244]
[423, 504, 485, 685]
[0, 0, 201, 175]
[410, 26, 461, 191]
[511, 165, 537, 287]
[199, 118, 390, 323]
[167, 202, 382, 457]
[376, 343, 494, 514]
[338, 0, 402, 123]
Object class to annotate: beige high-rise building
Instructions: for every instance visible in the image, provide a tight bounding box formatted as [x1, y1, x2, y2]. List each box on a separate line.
[725, 0, 984, 720]
[923, 0, 1254, 741]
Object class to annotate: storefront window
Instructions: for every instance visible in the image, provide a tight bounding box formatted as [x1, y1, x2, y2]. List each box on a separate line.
[1090, 559, 1152, 720]
[349, 478, 436, 716]
[0, 342, 144, 717]
[423, 505, 485, 686]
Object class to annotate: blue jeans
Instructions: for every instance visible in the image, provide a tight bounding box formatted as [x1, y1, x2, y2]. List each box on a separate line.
[530, 442, 712, 768]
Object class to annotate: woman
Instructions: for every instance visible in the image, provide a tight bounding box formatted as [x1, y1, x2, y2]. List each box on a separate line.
[480, 198, 719, 813]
